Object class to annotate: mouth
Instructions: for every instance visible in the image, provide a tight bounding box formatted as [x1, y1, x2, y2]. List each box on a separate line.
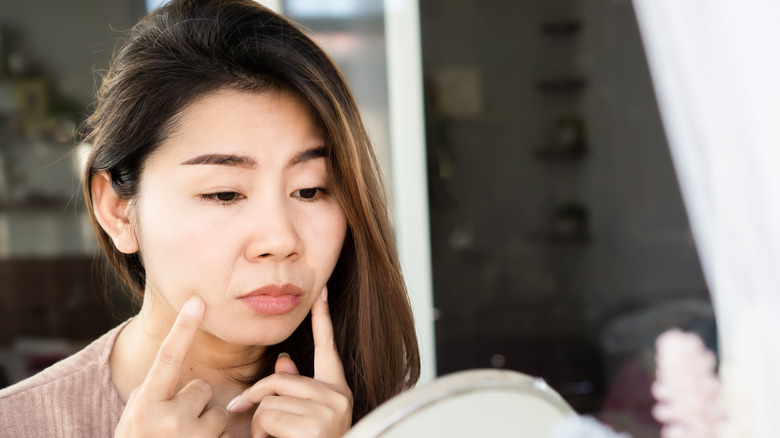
[238, 283, 304, 315]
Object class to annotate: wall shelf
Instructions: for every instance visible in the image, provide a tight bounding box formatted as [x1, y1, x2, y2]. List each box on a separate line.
[541, 20, 583, 37]
[535, 77, 587, 93]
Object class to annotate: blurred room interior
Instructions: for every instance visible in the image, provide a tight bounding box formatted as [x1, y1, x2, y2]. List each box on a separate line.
[0, 1, 716, 437]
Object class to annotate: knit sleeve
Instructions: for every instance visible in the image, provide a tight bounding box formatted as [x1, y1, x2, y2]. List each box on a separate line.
[0, 323, 127, 437]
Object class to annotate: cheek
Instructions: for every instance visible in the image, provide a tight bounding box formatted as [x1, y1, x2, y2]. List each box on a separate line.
[320, 210, 348, 264]
[299, 206, 347, 275]
[133, 197, 235, 290]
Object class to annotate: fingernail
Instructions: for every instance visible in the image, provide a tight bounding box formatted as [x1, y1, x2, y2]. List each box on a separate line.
[278, 352, 290, 359]
[321, 287, 328, 302]
[183, 296, 203, 316]
[226, 395, 242, 412]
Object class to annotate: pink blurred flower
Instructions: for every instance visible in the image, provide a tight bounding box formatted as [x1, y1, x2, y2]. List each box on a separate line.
[652, 330, 726, 438]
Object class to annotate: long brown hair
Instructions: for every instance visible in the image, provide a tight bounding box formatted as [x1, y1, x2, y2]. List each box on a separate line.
[82, 0, 419, 423]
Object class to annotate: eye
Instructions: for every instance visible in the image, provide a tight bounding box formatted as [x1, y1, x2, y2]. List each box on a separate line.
[299, 188, 318, 199]
[201, 191, 244, 205]
[294, 187, 326, 201]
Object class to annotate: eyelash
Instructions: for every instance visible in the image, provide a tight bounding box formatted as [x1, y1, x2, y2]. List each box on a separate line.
[199, 188, 328, 206]
[200, 191, 245, 206]
[295, 187, 328, 202]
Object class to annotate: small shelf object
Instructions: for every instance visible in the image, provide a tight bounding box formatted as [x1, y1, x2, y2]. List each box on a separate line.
[534, 117, 587, 162]
[547, 201, 591, 245]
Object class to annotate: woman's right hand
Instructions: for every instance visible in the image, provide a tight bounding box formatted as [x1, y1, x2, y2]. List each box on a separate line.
[114, 295, 230, 438]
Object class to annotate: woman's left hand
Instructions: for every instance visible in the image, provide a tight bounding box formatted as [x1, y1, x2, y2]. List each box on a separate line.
[227, 287, 353, 437]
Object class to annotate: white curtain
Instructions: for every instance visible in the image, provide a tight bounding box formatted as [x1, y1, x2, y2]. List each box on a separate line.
[633, 2, 780, 437]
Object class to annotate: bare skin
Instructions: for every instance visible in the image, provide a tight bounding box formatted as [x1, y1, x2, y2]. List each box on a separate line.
[93, 89, 352, 437]
[112, 288, 351, 437]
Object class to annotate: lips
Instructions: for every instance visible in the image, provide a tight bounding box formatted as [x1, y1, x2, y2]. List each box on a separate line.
[238, 283, 304, 315]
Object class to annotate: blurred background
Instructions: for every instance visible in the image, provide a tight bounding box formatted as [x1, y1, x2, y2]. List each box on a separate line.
[0, 1, 717, 437]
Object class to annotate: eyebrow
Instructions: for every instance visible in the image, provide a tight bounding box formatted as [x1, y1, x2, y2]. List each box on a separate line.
[288, 146, 327, 167]
[180, 147, 326, 169]
[181, 154, 257, 168]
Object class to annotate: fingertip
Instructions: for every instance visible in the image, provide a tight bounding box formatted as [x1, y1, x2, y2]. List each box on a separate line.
[312, 287, 329, 316]
[183, 294, 205, 318]
[226, 394, 244, 413]
[274, 353, 300, 375]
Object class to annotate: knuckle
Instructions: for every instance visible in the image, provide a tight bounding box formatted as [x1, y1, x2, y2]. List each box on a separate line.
[257, 408, 281, 424]
[159, 415, 184, 434]
[119, 407, 144, 426]
[343, 386, 354, 404]
[252, 410, 277, 436]
[263, 372, 290, 388]
[250, 421, 265, 438]
[209, 406, 230, 428]
[333, 391, 351, 414]
[303, 422, 326, 438]
[258, 396, 274, 409]
[269, 372, 287, 383]
[156, 347, 180, 365]
[191, 378, 213, 395]
[216, 405, 230, 420]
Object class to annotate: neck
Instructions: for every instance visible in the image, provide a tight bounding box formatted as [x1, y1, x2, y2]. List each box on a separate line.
[110, 292, 266, 406]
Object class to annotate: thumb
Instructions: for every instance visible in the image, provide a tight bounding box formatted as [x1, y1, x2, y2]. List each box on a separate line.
[274, 352, 300, 375]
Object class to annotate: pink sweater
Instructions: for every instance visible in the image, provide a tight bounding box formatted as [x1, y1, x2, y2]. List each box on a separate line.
[0, 322, 128, 437]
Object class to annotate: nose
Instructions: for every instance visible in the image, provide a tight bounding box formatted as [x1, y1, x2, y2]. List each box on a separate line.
[244, 195, 299, 262]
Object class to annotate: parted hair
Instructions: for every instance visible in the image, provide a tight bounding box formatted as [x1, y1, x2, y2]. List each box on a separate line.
[81, 0, 419, 423]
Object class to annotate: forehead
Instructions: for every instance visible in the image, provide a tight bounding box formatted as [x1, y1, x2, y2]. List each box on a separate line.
[150, 88, 326, 164]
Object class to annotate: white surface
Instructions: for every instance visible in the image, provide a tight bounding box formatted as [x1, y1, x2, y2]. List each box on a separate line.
[633, 1, 780, 437]
[256, 0, 282, 13]
[385, 0, 437, 385]
[346, 369, 573, 438]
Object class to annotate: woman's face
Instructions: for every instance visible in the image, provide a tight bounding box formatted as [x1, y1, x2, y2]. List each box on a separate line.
[131, 88, 347, 346]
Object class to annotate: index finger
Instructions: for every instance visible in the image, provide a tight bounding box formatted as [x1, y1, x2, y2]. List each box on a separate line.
[312, 286, 347, 386]
[137, 295, 205, 401]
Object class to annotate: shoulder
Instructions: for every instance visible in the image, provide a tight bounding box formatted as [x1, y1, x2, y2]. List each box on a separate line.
[0, 321, 129, 437]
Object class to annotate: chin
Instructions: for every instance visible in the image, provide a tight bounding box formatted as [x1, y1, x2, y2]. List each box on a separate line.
[217, 322, 300, 347]
[200, 301, 312, 347]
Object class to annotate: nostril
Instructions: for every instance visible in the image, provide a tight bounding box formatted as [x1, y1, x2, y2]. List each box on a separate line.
[245, 229, 299, 261]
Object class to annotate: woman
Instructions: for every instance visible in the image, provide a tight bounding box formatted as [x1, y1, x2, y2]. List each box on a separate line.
[0, 0, 420, 436]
